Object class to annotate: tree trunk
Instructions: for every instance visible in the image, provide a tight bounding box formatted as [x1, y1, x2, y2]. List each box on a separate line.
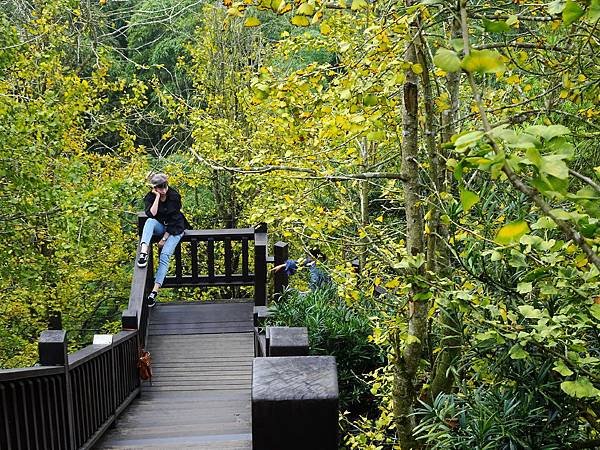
[429, 5, 463, 400]
[392, 2, 426, 447]
[359, 137, 369, 269]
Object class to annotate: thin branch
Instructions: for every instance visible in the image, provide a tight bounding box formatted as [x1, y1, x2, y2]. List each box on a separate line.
[471, 13, 556, 22]
[473, 42, 568, 53]
[189, 148, 407, 181]
[569, 169, 600, 193]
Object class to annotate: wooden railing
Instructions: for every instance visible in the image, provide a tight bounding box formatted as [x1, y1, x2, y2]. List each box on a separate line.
[0, 329, 140, 450]
[136, 215, 269, 307]
[0, 223, 278, 449]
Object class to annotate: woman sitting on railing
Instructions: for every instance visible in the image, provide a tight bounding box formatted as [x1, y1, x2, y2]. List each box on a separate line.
[137, 173, 190, 307]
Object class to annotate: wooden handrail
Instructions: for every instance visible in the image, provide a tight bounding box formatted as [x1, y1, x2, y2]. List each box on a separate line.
[0, 365, 64, 382]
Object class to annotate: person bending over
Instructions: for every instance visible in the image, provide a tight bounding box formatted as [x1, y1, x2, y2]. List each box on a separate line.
[272, 247, 332, 291]
[137, 173, 190, 307]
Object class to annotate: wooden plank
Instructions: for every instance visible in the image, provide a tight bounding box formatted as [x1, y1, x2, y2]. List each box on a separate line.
[97, 434, 251, 450]
[148, 328, 250, 336]
[150, 304, 253, 314]
[182, 228, 254, 239]
[96, 306, 253, 450]
[132, 390, 250, 402]
[150, 313, 252, 324]
[161, 276, 254, 288]
[148, 323, 254, 333]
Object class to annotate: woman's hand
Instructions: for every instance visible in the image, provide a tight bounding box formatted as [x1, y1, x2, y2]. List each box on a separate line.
[158, 235, 169, 248]
[152, 188, 160, 196]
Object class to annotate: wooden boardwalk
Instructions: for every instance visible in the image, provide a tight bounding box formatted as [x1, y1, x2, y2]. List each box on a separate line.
[96, 301, 255, 450]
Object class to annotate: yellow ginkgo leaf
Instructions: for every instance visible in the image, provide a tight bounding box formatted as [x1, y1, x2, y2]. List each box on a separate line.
[297, 2, 315, 15]
[291, 15, 310, 26]
[351, 0, 367, 10]
[278, 2, 292, 13]
[244, 16, 261, 27]
[411, 63, 423, 74]
[227, 7, 243, 16]
[320, 23, 332, 35]
[311, 10, 323, 24]
[495, 220, 529, 245]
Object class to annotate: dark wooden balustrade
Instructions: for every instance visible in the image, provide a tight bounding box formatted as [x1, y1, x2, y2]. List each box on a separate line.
[0, 224, 280, 449]
[137, 215, 269, 307]
[0, 329, 140, 450]
[162, 228, 258, 287]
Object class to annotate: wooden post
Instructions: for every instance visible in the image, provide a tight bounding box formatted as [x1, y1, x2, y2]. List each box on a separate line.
[137, 213, 147, 237]
[273, 241, 289, 300]
[39, 330, 67, 366]
[38, 330, 76, 450]
[48, 311, 62, 330]
[254, 223, 268, 306]
[122, 310, 138, 330]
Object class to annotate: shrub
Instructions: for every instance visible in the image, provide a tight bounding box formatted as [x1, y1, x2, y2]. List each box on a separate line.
[269, 286, 385, 418]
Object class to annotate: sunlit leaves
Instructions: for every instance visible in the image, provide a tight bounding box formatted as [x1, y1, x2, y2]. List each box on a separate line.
[461, 50, 505, 74]
[516, 282, 533, 294]
[296, 1, 315, 16]
[562, 0, 585, 25]
[270, 0, 291, 13]
[291, 15, 310, 26]
[453, 130, 484, 153]
[459, 189, 479, 212]
[509, 344, 529, 359]
[589, 0, 600, 21]
[591, 304, 600, 321]
[524, 124, 570, 141]
[561, 377, 600, 398]
[433, 48, 461, 73]
[495, 220, 530, 245]
[244, 16, 261, 26]
[518, 304, 544, 319]
[320, 23, 332, 35]
[547, 0, 566, 15]
[482, 19, 511, 33]
[553, 360, 574, 376]
[351, 0, 368, 11]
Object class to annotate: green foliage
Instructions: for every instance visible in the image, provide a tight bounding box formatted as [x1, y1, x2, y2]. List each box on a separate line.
[2, 0, 600, 447]
[415, 384, 588, 450]
[269, 287, 385, 417]
[0, 0, 146, 368]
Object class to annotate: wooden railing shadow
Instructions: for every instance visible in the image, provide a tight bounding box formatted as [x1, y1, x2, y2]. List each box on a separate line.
[0, 220, 277, 450]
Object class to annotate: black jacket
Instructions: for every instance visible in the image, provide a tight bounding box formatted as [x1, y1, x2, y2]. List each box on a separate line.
[144, 187, 190, 236]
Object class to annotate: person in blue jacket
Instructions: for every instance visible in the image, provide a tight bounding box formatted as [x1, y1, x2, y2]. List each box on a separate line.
[137, 173, 190, 307]
[273, 247, 332, 291]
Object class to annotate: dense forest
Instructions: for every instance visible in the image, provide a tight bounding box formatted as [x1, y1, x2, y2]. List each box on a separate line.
[1, 0, 599, 448]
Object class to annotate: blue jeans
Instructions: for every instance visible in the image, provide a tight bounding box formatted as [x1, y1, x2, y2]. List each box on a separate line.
[140, 218, 183, 286]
